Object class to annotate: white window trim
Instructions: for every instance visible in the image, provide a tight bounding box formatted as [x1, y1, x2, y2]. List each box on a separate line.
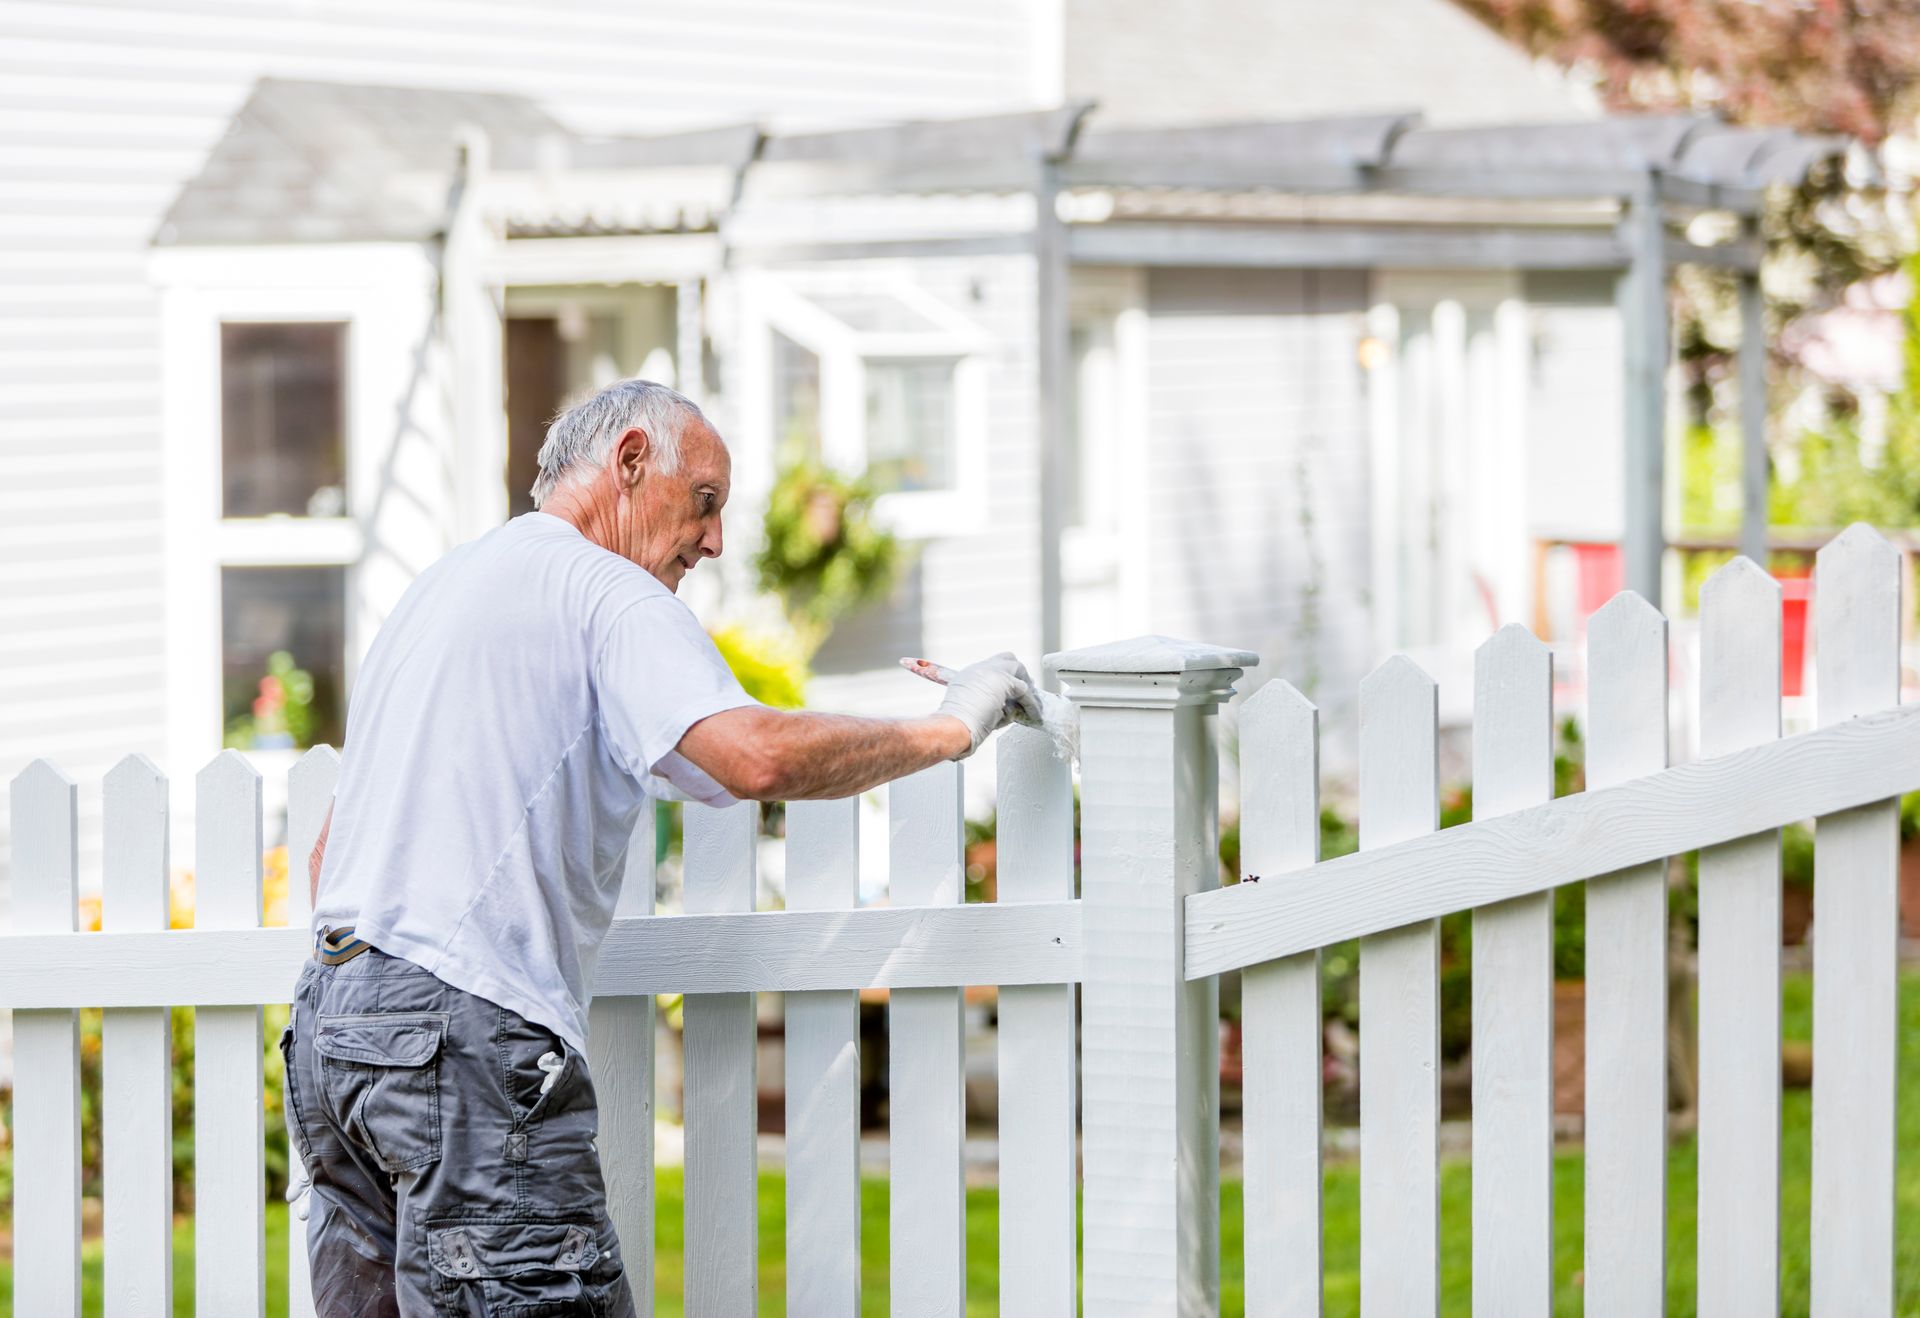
[152, 243, 434, 784]
[742, 272, 992, 539]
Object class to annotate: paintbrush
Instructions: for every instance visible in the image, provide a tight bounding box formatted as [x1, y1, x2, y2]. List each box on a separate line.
[899, 656, 1079, 764]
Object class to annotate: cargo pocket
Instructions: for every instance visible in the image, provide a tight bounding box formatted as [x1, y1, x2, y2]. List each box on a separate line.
[314, 1011, 447, 1173]
[428, 1220, 614, 1316]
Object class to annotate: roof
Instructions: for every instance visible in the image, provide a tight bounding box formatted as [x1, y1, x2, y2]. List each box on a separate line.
[153, 79, 567, 246]
[156, 79, 1869, 248]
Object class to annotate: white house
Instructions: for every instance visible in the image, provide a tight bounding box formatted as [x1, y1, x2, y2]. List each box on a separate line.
[3, 0, 1843, 879]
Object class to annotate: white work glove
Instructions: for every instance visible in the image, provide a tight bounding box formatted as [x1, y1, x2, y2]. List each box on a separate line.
[936, 652, 1042, 756]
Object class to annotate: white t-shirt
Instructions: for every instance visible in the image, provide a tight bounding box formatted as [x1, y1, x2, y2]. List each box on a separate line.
[314, 512, 758, 1051]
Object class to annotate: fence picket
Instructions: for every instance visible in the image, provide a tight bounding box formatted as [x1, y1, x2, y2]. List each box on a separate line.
[1697, 558, 1783, 1315]
[102, 753, 175, 1317]
[1238, 682, 1324, 1318]
[11, 760, 82, 1317]
[1583, 590, 1670, 1314]
[1470, 626, 1555, 1317]
[1811, 523, 1903, 1313]
[588, 811, 658, 1314]
[195, 751, 267, 1315]
[994, 729, 1078, 1318]
[285, 747, 338, 1318]
[681, 801, 760, 1317]
[1357, 655, 1441, 1316]
[889, 762, 966, 1318]
[784, 796, 863, 1317]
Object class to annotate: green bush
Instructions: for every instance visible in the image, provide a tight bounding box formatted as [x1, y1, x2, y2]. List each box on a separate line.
[755, 460, 902, 643]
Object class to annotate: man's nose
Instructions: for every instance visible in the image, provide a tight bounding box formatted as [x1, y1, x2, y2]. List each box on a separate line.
[699, 521, 723, 559]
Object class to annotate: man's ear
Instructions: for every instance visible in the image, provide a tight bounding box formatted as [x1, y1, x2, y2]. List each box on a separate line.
[614, 426, 651, 489]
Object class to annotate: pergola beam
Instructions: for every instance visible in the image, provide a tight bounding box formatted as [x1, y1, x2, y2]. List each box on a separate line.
[1069, 221, 1629, 270]
[1619, 180, 1670, 606]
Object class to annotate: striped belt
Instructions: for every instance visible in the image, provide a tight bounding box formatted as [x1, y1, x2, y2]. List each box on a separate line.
[315, 925, 372, 965]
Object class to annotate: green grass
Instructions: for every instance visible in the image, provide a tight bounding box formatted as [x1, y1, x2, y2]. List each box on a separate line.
[9, 971, 1919, 1314]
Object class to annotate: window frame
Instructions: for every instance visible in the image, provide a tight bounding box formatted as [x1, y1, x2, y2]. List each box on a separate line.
[154, 243, 434, 776]
[743, 273, 991, 538]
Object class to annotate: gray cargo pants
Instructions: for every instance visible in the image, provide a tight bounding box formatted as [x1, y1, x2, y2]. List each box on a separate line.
[281, 941, 638, 1316]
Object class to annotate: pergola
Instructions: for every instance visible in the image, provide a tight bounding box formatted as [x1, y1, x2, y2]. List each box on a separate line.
[453, 104, 1869, 649]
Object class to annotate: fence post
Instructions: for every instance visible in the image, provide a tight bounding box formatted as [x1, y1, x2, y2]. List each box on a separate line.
[1058, 635, 1257, 1317]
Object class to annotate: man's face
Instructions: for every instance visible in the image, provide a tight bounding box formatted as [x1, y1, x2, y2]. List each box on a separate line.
[626, 421, 730, 592]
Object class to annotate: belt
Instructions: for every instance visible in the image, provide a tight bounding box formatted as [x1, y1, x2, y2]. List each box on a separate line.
[315, 925, 372, 965]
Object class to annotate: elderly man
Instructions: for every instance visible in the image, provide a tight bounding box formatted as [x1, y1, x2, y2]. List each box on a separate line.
[288, 379, 1035, 1314]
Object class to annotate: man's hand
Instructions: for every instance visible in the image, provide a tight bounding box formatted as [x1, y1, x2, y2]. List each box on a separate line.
[934, 652, 1041, 754]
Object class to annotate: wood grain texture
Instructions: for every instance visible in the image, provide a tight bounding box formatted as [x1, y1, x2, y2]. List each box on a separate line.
[1695, 558, 1782, 1317]
[194, 752, 266, 1317]
[285, 747, 338, 1318]
[101, 753, 174, 1318]
[587, 811, 656, 1312]
[1811, 524, 1902, 1314]
[783, 796, 862, 1318]
[10, 760, 83, 1317]
[889, 763, 967, 1318]
[1236, 682, 1324, 1318]
[1356, 656, 1440, 1318]
[1583, 591, 1670, 1316]
[993, 728, 1078, 1318]
[1469, 626, 1555, 1318]
[1184, 698, 1920, 979]
[681, 801, 759, 1318]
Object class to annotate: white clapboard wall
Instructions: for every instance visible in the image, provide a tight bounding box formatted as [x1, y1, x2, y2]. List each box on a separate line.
[4, 533, 1916, 1314]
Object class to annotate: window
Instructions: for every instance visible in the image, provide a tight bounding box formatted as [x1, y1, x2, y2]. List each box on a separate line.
[772, 331, 823, 463]
[864, 359, 956, 494]
[221, 567, 347, 750]
[220, 323, 348, 518]
[751, 277, 988, 535]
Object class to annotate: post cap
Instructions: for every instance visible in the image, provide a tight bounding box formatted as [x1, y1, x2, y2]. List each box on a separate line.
[1046, 634, 1260, 677]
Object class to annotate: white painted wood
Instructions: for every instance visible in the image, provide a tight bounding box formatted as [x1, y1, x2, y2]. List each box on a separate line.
[587, 811, 657, 1315]
[1066, 657, 1240, 1318]
[1356, 655, 1440, 1318]
[285, 747, 338, 1318]
[0, 899, 1086, 1009]
[285, 747, 338, 935]
[889, 762, 967, 1318]
[1236, 682, 1324, 1318]
[1185, 698, 1920, 977]
[1696, 557, 1783, 1316]
[1811, 523, 1903, 1315]
[1582, 590, 1670, 1315]
[193, 751, 267, 1316]
[783, 796, 863, 1318]
[681, 800, 759, 1318]
[10, 759, 82, 1317]
[101, 752, 175, 1318]
[993, 728, 1078, 1318]
[1469, 625, 1555, 1318]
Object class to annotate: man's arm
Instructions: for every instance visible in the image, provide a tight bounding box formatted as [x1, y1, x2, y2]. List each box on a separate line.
[309, 801, 332, 908]
[676, 707, 970, 801]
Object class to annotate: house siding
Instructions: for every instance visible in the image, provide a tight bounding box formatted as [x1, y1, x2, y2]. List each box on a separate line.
[0, 0, 1040, 887]
[1142, 266, 1377, 750]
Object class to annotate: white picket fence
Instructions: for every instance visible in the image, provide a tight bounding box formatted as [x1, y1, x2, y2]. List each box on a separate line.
[4, 523, 1914, 1315]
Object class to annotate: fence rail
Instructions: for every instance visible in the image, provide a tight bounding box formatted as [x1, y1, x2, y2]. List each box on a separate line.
[7, 523, 1908, 1316]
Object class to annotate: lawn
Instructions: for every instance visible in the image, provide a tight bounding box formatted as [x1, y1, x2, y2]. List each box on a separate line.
[6, 970, 1917, 1315]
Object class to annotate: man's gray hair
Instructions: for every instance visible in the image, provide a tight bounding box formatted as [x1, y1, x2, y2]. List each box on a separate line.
[530, 378, 709, 508]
